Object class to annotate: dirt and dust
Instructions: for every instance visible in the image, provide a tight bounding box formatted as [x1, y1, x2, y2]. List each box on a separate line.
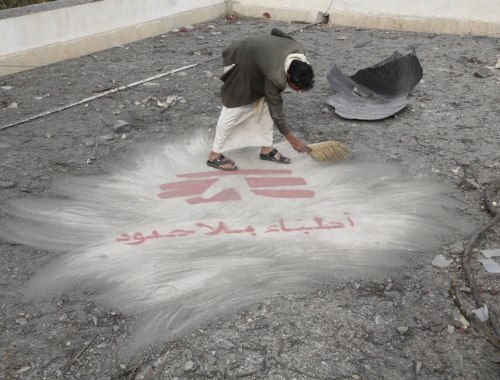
[1, 13, 500, 380]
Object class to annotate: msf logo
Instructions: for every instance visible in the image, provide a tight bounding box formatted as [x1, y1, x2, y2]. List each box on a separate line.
[158, 169, 315, 204]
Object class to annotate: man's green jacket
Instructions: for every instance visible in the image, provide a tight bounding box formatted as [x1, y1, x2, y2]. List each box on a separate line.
[220, 28, 307, 136]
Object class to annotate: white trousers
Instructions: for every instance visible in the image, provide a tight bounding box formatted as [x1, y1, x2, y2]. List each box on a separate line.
[212, 65, 273, 153]
[211, 99, 274, 153]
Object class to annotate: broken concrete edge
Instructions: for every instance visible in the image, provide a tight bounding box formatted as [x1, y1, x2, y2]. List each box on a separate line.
[2, 2, 500, 77]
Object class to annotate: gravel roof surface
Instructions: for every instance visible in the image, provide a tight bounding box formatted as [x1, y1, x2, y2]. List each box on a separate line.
[1, 15, 500, 380]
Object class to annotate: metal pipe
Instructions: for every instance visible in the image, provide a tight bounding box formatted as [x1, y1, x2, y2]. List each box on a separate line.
[0, 58, 217, 131]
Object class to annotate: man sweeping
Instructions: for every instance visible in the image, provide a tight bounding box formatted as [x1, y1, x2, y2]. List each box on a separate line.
[207, 28, 315, 171]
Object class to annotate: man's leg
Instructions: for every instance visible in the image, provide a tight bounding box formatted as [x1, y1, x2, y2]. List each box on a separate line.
[258, 103, 290, 163]
[208, 105, 254, 170]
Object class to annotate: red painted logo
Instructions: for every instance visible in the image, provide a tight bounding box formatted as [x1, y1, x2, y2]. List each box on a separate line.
[115, 169, 355, 245]
[158, 170, 315, 204]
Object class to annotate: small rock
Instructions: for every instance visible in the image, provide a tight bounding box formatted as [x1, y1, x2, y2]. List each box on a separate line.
[15, 366, 31, 374]
[385, 283, 393, 291]
[321, 107, 329, 114]
[7, 102, 18, 109]
[476, 279, 484, 286]
[15, 318, 28, 326]
[451, 310, 469, 328]
[267, 359, 276, 365]
[113, 120, 131, 133]
[97, 343, 107, 349]
[447, 324, 454, 334]
[391, 336, 404, 350]
[184, 361, 194, 372]
[135, 365, 153, 380]
[180, 99, 186, 103]
[432, 255, 453, 267]
[220, 339, 234, 351]
[449, 242, 464, 255]
[206, 355, 217, 365]
[113, 325, 120, 331]
[0, 181, 15, 189]
[85, 139, 95, 147]
[415, 361, 422, 374]
[492, 353, 500, 363]
[463, 178, 481, 189]
[472, 305, 489, 322]
[397, 326, 408, 335]
[431, 324, 447, 333]
[459, 287, 471, 293]
[474, 67, 494, 78]
[456, 159, 470, 166]
[56, 370, 63, 377]
[104, 134, 115, 140]
[241, 342, 250, 348]
[93, 316, 98, 326]
[352, 375, 360, 379]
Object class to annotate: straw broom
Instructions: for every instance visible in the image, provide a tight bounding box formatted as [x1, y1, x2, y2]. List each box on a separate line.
[308, 141, 349, 163]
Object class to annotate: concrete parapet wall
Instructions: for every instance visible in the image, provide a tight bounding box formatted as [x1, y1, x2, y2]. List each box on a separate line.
[233, 0, 500, 36]
[1, 0, 499, 77]
[0, 0, 228, 76]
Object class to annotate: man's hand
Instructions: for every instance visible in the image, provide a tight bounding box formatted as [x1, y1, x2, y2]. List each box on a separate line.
[286, 133, 312, 154]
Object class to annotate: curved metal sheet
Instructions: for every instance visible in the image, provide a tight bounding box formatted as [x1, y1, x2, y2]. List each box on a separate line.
[326, 51, 423, 120]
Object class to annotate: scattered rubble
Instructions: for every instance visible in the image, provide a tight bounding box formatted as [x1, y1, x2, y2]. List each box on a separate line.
[432, 255, 453, 267]
[0, 14, 499, 380]
[474, 67, 494, 78]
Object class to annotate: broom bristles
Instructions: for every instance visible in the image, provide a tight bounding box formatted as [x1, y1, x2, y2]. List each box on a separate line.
[309, 141, 349, 163]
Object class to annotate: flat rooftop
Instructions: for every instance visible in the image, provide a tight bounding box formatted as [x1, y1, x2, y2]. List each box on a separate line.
[1, 15, 500, 379]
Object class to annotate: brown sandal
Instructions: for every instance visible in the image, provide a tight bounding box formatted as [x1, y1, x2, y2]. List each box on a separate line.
[260, 148, 291, 164]
[207, 154, 238, 171]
